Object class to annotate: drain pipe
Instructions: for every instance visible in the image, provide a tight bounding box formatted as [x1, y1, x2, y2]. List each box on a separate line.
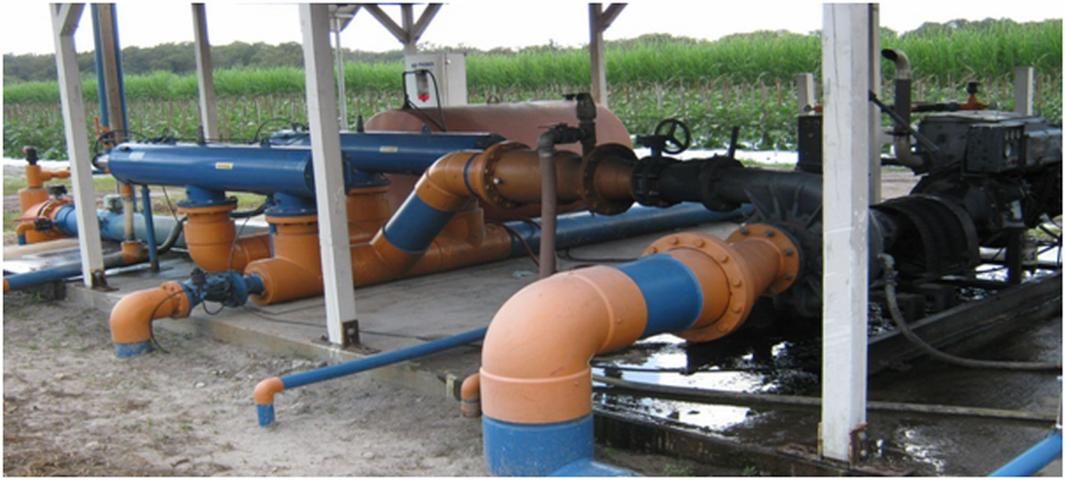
[479, 225, 800, 475]
[255, 326, 487, 427]
[4, 241, 146, 292]
[538, 125, 587, 277]
[881, 49, 921, 169]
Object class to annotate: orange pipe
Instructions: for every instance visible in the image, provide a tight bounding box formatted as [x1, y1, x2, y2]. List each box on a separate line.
[108, 281, 191, 347]
[179, 203, 271, 272]
[255, 376, 285, 407]
[243, 215, 324, 305]
[460, 373, 482, 418]
[479, 224, 800, 425]
[19, 164, 69, 212]
[17, 198, 73, 244]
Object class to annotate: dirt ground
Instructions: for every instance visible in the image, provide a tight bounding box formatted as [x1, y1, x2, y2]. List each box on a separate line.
[3, 292, 734, 476]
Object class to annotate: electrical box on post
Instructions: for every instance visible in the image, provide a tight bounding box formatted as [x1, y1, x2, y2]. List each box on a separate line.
[404, 52, 468, 108]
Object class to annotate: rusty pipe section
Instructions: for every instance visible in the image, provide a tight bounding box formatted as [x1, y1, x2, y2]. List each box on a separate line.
[479, 224, 799, 476]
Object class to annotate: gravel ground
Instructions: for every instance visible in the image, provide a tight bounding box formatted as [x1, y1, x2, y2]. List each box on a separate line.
[3, 292, 488, 476]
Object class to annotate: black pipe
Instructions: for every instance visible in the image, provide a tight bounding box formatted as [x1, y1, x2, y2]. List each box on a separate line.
[634, 155, 823, 213]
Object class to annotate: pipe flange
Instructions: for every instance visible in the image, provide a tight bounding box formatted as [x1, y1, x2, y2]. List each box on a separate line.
[473, 141, 528, 209]
[264, 214, 319, 227]
[177, 202, 237, 216]
[696, 156, 744, 211]
[630, 155, 680, 208]
[725, 223, 801, 294]
[643, 232, 757, 342]
[578, 143, 636, 215]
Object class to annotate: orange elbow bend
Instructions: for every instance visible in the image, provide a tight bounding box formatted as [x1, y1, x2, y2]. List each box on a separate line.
[479, 266, 648, 424]
[109, 281, 191, 357]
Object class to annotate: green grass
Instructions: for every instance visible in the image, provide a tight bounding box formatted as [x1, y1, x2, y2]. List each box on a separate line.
[5, 20, 1060, 103]
[2, 20, 1061, 158]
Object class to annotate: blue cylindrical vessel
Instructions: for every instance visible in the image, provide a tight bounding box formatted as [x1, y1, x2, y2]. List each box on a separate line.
[268, 130, 505, 174]
[106, 144, 331, 197]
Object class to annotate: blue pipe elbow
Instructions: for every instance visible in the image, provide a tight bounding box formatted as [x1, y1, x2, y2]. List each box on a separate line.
[990, 430, 1062, 476]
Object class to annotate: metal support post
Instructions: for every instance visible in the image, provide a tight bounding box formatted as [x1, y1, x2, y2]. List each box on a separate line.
[819, 2, 872, 464]
[52, 3, 106, 288]
[192, 3, 220, 140]
[299, 4, 359, 346]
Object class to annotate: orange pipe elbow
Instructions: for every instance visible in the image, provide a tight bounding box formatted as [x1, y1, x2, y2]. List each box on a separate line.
[180, 203, 271, 272]
[109, 281, 191, 348]
[480, 266, 648, 424]
[255, 376, 285, 406]
[460, 373, 482, 418]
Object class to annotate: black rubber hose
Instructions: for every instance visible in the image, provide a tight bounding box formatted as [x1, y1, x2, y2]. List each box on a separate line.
[879, 254, 1062, 372]
[156, 217, 187, 255]
[229, 200, 269, 219]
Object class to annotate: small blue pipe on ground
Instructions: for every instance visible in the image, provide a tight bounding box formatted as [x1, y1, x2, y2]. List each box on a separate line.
[990, 430, 1062, 476]
[257, 327, 487, 427]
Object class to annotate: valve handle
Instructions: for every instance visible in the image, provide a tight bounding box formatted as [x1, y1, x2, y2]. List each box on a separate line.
[653, 118, 692, 155]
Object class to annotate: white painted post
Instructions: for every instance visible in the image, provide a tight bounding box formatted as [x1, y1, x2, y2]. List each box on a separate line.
[867, 4, 882, 203]
[51, 3, 105, 288]
[796, 73, 816, 113]
[191, 3, 219, 140]
[588, 4, 607, 108]
[820, 3, 870, 464]
[333, 17, 348, 129]
[299, 4, 358, 345]
[1014, 66, 1035, 116]
[400, 4, 416, 55]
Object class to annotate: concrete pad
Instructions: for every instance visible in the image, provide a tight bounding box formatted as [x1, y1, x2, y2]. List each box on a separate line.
[61, 219, 741, 399]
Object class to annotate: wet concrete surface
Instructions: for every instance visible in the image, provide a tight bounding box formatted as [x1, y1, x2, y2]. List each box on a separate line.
[593, 292, 1062, 476]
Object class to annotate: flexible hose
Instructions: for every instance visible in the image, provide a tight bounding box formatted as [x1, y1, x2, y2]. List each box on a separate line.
[879, 254, 1062, 372]
[156, 217, 186, 255]
[229, 199, 269, 219]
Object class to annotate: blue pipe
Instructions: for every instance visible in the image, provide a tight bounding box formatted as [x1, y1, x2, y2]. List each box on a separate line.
[483, 416, 635, 476]
[268, 130, 505, 175]
[5, 251, 132, 292]
[482, 252, 709, 476]
[140, 185, 159, 271]
[256, 327, 488, 427]
[106, 132, 502, 198]
[990, 430, 1062, 476]
[51, 205, 181, 246]
[5, 262, 86, 291]
[90, 5, 109, 128]
[506, 203, 752, 255]
[108, 5, 128, 133]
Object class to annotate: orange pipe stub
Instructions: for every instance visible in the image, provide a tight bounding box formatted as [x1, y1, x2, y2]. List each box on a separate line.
[480, 266, 647, 424]
[460, 373, 482, 418]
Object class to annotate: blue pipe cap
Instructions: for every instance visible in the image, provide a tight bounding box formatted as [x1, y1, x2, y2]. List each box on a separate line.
[257, 404, 276, 427]
[114, 341, 152, 358]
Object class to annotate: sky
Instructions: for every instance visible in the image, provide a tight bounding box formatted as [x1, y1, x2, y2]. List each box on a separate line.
[0, 0, 1061, 56]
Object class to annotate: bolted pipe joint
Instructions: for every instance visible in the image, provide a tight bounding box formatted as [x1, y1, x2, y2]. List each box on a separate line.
[479, 223, 801, 475]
